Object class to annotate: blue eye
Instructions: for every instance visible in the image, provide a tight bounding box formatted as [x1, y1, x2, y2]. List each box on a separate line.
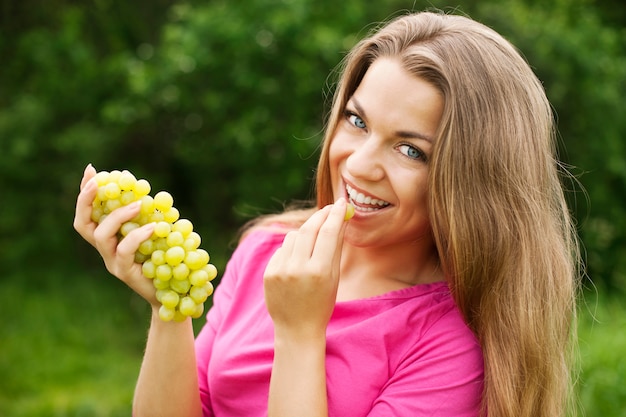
[398, 144, 425, 161]
[348, 114, 367, 129]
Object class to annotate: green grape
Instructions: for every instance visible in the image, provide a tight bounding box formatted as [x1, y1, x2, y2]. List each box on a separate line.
[104, 182, 121, 199]
[160, 290, 180, 309]
[140, 195, 155, 215]
[172, 263, 190, 280]
[138, 239, 155, 256]
[152, 278, 171, 290]
[142, 260, 156, 278]
[190, 303, 205, 319]
[179, 296, 197, 316]
[120, 221, 140, 237]
[151, 250, 166, 266]
[108, 170, 122, 183]
[203, 281, 214, 297]
[159, 305, 176, 322]
[165, 246, 185, 266]
[172, 219, 193, 237]
[155, 264, 173, 281]
[154, 221, 171, 238]
[203, 264, 218, 281]
[189, 284, 209, 304]
[166, 231, 184, 247]
[91, 205, 104, 223]
[134, 179, 151, 197]
[153, 237, 169, 252]
[189, 269, 209, 287]
[120, 190, 137, 206]
[163, 207, 180, 223]
[134, 251, 149, 264]
[169, 278, 191, 294]
[118, 170, 137, 190]
[94, 171, 110, 186]
[196, 248, 210, 265]
[184, 250, 206, 270]
[154, 191, 174, 212]
[105, 198, 122, 213]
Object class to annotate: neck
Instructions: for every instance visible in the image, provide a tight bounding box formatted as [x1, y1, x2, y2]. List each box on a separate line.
[336, 239, 443, 302]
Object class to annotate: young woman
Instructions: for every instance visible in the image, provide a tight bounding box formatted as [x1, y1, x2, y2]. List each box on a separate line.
[74, 11, 580, 417]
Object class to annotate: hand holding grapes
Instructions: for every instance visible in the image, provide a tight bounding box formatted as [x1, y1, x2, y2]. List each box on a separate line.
[263, 199, 351, 339]
[73, 164, 217, 321]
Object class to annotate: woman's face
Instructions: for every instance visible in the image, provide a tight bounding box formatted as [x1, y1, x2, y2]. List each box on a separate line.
[329, 57, 444, 249]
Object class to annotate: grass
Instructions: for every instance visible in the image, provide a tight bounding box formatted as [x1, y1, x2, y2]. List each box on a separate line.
[0, 268, 624, 416]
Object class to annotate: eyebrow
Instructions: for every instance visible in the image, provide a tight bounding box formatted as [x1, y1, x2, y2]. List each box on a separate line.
[349, 97, 435, 143]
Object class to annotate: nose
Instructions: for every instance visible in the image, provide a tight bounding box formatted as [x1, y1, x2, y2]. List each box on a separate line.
[345, 135, 385, 182]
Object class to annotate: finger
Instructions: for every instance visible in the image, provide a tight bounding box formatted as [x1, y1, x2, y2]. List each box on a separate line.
[116, 222, 156, 270]
[311, 198, 349, 262]
[290, 205, 332, 261]
[73, 178, 98, 245]
[93, 201, 142, 256]
[79, 163, 97, 190]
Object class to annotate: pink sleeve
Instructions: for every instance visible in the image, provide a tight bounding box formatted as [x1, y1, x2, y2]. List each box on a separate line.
[367, 309, 484, 417]
[194, 242, 242, 417]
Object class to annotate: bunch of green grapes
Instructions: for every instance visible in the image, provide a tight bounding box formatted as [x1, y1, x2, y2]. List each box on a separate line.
[91, 169, 217, 322]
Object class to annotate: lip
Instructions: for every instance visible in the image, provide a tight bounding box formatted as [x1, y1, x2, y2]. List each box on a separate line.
[343, 179, 391, 214]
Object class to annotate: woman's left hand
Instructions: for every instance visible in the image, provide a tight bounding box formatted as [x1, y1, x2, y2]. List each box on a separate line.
[263, 198, 349, 341]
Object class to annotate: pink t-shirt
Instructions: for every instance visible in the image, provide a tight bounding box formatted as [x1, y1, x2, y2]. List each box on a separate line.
[195, 229, 484, 416]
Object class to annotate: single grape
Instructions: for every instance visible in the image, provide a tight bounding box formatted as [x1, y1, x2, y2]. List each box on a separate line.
[203, 264, 218, 281]
[118, 170, 137, 190]
[142, 260, 156, 278]
[152, 278, 171, 290]
[105, 198, 122, 213]
[159, 305, 176, 322]
[120, 221, 140, 237]
[154, 191, 174, 212]
[139, 195, 155, 215]
[160, 290, 180, 309]
[165, 246, 185, 266]
[138, 239, 155, 256]
[151, 250, 166, 266]
[166, 231, 185, 247]
[184, 250, 206, 270]
[153, 237, 169, 252]
[120, 190, 137, 205]
[93, 171, 110, 186]
[190, 303, 205, 319]
[344, 203, 355, 221]
[172, 263, 190, 280]
[189, 269, 209, 287]
[134, 179, 151, 196]
[179, 296, 197, 316]
[163, 207, 180, 223]
[154, 221, 171, 238]
[155, 264, 173, 281]
[189, 284, 209, 304]
[169, 278, 191, 294]
[172, 219, 193, 237]
[104, 182, 121, 200]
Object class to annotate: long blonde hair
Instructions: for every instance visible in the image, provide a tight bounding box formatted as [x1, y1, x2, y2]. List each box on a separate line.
[250, 11, 580, 417]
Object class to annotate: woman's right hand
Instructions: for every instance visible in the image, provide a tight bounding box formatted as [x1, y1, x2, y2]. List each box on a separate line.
[73, 164, 159, 307]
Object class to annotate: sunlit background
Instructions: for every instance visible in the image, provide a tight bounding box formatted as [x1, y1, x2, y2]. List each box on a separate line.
[1, 0, 624, 415]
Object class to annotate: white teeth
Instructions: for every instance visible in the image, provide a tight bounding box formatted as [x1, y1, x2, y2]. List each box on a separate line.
[345, 184, 390, 208]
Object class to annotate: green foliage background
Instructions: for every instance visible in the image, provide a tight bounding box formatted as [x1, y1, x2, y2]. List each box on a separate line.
[0, 0, 625, 415]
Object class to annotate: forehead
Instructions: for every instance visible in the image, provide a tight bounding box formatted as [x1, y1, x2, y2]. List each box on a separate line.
[350, 58, 444, 140]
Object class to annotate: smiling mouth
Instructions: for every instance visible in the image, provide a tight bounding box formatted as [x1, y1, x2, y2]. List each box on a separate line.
[345, 184, 391, 212]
